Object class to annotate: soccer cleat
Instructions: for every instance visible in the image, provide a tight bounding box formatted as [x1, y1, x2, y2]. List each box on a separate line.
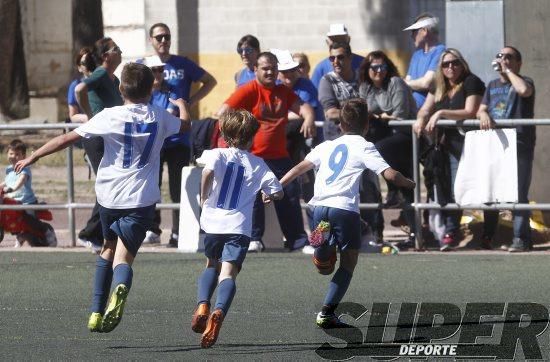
[191, 303, 210, 333]
[440, 234, 454, 252]
[88, 312, 103, 332]
[102, 284, 129, 333]
[316, 312, 352, 329]
[201, 309, 224, 348]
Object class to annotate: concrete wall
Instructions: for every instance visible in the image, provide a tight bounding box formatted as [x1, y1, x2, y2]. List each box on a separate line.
[504, 0, 550, 212]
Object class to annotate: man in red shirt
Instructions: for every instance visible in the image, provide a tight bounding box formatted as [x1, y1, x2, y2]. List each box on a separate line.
[218, 52, 316, 252]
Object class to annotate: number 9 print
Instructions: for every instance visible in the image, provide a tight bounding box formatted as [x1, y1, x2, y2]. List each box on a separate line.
[325, 144, 348, 185]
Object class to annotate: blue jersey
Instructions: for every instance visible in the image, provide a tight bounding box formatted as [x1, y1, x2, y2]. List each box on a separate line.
[407, 44, 445, 108]
[311, 53, 364, 89]
[163, 55, 205, 101]
[4, 166, 37, 204]
[149, 85, 190, 148]
[293, 77, 324, 122]
[67, 78, 81, 108]
[236, 67, 256, 88]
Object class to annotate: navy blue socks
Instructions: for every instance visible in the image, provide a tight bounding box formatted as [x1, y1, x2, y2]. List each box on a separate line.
[323, 267, 353, 308]
[197, 267, 219, 305]
[214, 278, 236, 315]
[91, 256, 113, 313]
[112, 263, 133, 290]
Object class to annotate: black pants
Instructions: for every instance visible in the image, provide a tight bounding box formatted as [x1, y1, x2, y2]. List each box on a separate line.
[78, 137, 104, 244]
[151, 145, 190, 236]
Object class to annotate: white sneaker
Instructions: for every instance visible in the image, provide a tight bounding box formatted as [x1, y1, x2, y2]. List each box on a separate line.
[248, 240, 264, 252]
[45, 228, 57, 247]
[143, 231, 161, 244]
[14, 239, 22, 248]
[302, 245, 315, 255]
[77, 238, 92, 248]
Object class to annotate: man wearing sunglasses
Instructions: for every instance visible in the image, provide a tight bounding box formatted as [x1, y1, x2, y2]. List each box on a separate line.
[75, 37, 124, 253]
[402, 13, 445, 109]
[476, 46, 535, 252]
[318, 42, 360, 141]
[144, 23, 218, 247]
[310, 23, 364, 90]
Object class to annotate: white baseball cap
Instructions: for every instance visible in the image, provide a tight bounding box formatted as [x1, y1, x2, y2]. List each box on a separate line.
[143, 55, 165, 68]
[403, 16, 439, 31]
[271, 49, 300, 71]
[326, 23, 348, 37]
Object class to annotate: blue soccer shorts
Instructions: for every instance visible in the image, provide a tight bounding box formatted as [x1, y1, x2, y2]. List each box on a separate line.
[313, 206, 361, 251]
[204, 233, 250, 267]
[99, 204, 155, 257]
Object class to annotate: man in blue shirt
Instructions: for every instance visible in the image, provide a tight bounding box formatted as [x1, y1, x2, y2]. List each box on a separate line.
[310, 24, 364, 90]
[145, 23, 218, 247]
[403, 14, 445, 109]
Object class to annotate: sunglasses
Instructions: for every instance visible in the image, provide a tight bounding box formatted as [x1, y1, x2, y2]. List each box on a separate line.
[105, 45, 121, 54]
[441, 59, 461, 68]
[329, 54, 347, 62]
[151, 67, 164, 73]
[154, 34, 171, 42]
[237, 47, 255, 55]
[496, 53, 514, 60]
[370, 64, 388, 72]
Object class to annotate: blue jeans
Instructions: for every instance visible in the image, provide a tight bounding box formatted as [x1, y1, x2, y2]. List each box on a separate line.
[251, 158, 307, 248]
[484, 142, 534, 244]
[443, 152, 462, 235]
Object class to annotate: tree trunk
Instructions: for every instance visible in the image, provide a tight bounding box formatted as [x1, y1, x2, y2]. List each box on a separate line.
[0, 0, 29, 120]
[72, 0, 104, 53]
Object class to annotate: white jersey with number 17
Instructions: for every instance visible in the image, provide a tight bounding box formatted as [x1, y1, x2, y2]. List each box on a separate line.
[305, 134, 389, 213]
[198, 148, 282, 237]
[75, 103, 181, 209]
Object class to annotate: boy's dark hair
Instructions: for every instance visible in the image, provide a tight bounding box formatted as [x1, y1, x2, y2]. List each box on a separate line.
[340, 98, 369, 134]
[120, 63, 154, 102]
[149, 23, 170, 37]
[93, 37, 114, 64]
[329, 42, 352, 55]
[8, 139, 27, 155]
[75, 46, 96, 72]
[237, 34, 260, 51]
[220, 110, 260, 149]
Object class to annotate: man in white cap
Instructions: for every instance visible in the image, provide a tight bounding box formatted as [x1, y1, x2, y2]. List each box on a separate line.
[403, 13, 445, 109]
[310, 24, 364, 89]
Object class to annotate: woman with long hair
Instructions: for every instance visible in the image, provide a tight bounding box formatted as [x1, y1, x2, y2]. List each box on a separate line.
[359, 50, 417, 246]
[67, 47, 96, 123]
[414, 48, 486, 251]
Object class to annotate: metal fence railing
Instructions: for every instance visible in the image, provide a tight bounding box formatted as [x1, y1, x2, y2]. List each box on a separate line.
[2, 120, 549, 249]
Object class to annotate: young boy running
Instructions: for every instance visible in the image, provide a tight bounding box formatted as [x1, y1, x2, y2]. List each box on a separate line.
[280, 98, 415, 328]
[192, 110, 283, 348]
[14, 62, 190, 333]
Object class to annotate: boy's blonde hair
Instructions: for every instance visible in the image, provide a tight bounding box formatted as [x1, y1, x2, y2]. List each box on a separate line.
[340, 98, 369, 134]
[220, 110, 260, 149]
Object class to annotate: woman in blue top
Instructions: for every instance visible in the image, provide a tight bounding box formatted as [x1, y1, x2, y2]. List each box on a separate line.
[234, 35, 260, 88]
[67, 47, 96, 123]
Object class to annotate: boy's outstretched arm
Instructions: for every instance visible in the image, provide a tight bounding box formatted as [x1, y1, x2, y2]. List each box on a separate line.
[382, 168, 416, 189]
[280, 159, 315, 188]
[14, 131, 82, 173]
[169, 98, 191, 133]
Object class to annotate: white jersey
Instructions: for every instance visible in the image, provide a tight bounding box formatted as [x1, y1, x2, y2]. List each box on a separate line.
[198, 148, 282, 236]
[75, 103, 181, 209]
[306, 134, 389, 213]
